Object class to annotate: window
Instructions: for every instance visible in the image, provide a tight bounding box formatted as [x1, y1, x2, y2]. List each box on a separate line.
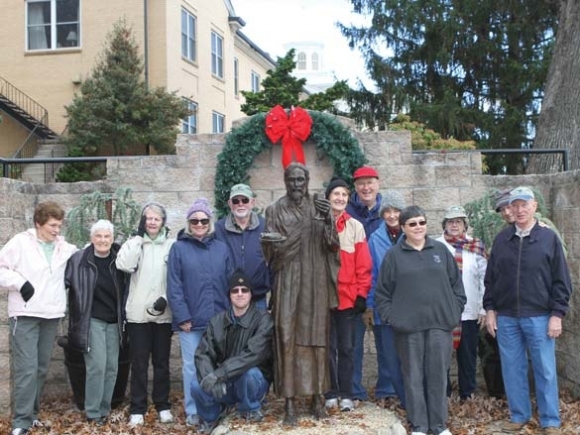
[181, 8, 196, 62]
[212, 111, 225, 133]
[234, 58, 239, 96]
[211, 31, 224, 78]
[297, 52, 306, 70]
[182, 99, 198, 134]
[251, 71, 260, 93]
[312, 53, 319, 71]
[26, 0, 80, 51]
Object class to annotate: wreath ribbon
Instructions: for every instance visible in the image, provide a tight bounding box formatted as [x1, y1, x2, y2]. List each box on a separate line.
[265, 105, 313, 168]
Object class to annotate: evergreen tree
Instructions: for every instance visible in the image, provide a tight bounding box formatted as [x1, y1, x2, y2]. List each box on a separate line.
[340, 0, 558, 174]
[240, 49, 349, 115]
[59, 19, 189, 181]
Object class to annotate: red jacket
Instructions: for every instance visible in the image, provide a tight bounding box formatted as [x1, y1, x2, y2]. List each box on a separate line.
[335, 212, 372, 310]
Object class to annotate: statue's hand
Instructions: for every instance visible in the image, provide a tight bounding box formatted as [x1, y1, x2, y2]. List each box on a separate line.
[314, 197, 331, 217]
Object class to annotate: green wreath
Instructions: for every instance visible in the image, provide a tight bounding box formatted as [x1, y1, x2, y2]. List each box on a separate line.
[214, 110, 367, 218]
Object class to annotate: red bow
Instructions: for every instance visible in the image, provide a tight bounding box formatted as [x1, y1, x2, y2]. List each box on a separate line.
[265, 105, 312, 168]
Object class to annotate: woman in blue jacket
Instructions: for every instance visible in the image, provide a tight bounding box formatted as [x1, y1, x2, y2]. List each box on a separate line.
[167, 198, 233, 428]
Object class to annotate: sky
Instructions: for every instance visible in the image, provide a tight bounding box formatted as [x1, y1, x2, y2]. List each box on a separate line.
[232, 0, 373, 88]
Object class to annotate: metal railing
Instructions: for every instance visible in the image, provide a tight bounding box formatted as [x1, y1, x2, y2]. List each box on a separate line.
[1, 156, 107, 182]
[0, 76, 49, 127]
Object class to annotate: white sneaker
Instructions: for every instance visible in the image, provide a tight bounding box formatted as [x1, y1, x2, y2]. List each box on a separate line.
[325, 398, 338, 408]
[339, 398, 354, 412]
[11, 429, 29, 435]
[129, 414, 144, 426]
[438, 430, 453, 435]
[411, 432, 427, 435]
[159, 409, 174, 423]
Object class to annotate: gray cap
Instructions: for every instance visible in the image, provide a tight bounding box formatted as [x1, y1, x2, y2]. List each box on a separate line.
[380, 190, 406, 215]
[509, 186, 535, 203]
[494, 189, 511, 212]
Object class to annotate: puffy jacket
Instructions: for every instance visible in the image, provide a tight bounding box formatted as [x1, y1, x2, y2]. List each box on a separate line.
[483, 222, 572, 318]
[367, 223, 402, 324]
[64, 244, 127, 352]
[195, 303, 274, 385]
[346, 191, 383, 239]
[437, 234, 487, 321]
[214, 212, 271, 302]
[116, 229, 174, 323]
[0, 229, 77, 319]
[167, 230, 233, 332]
[335, 212, 372, 310]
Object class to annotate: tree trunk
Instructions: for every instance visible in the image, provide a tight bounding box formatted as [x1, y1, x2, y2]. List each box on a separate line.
[528, 0, 580, 173]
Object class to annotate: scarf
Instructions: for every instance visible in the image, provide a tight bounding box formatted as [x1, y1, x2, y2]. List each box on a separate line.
[443, 232, 487, 272]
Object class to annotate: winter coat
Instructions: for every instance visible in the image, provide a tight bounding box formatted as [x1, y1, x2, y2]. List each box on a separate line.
[375, 236, 466, 334]
[437, 234, 487, 321]
[483, 222, 572, 318]
[0, 229, 77, 319]
[335, 212, 372, 310]
[167, 230, 233, 332]
[195, 303, 274, 385]
[64, 244, 127, 352]
[116, 229, 174, 323]
[214, 212, 271, 302]
[346, 191, 383, 239]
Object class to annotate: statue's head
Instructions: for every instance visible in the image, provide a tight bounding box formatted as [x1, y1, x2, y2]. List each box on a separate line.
[284, 162, 310, 203]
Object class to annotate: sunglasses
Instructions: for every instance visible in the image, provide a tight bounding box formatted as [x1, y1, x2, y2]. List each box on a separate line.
[406, 220, 427, 228]
[230, 286, 250, 294]
[231, 197, 250, 205]
[189, 218, 210, 226]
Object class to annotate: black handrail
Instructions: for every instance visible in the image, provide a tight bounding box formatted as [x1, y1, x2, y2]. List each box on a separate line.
[1, 156, 107, 180]
[0, 76, 49, 128]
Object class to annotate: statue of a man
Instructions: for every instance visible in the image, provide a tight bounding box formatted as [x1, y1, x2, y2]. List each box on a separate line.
[261, 163, 340, 426]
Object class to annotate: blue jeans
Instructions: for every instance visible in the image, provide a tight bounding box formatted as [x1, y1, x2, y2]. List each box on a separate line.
[179, 330, 203, 417]
[191, 367, 269, 423]
[497, 315, 560, 428]
[373, 324, 405, 407]
[456, 320, 479, 398]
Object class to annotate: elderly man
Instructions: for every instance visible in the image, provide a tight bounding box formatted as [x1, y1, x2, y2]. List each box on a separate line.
[192, 269, 273, 434]
[483, 187, 572, 435]
[346, 166, 396, 403]
[65, 220, 127, 426]
[261, 162, 340, 425]
[215, 184, 270, 310]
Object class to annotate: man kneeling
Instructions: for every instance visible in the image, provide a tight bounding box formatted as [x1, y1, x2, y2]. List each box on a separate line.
[192, 269, 273, 433]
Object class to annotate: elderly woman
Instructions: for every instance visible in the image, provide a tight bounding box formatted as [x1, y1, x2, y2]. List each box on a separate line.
[323, 177, 372, 413]
[65, 219, 127, 426]
[116, 203, 175, 426]
[437, 206, 487, 400]
[375, 206, 466, 435]
[167, 198, 233, 428]
[366, 190, 407, 408]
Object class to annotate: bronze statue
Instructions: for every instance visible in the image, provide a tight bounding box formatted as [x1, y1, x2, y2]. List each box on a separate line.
[261, 163, 340, 426]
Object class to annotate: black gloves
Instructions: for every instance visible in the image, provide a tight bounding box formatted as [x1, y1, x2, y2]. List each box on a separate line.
[136, 215, 147, 237]
[153, 297, 167, 313]
[354, 296, 367, 314]
[20, 281, 35, 302]
[200, 372, 226, 398]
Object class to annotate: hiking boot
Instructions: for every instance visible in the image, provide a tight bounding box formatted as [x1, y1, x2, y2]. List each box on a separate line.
[159, 409, 174, 423]
[243, 410, 264, 422]
[185, 414, 200, 427]
[128, 414, 144, 427]
[544, 427, 561, 435]
[197, 419, 219, 434]
[500, 420, 527, 432]
[339, 398, 354, 412]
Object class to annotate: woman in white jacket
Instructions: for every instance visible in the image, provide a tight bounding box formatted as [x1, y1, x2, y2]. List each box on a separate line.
[437, 205, 487, 400]
[116, 203, 175, 427]
[0, 201, 78, 435]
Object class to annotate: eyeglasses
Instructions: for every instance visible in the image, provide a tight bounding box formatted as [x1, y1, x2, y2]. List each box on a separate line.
[230, 286, 250, 294]
[231, 197, 250, 205]
[405, 220, 427, 228]
[189, 218, 210, 226]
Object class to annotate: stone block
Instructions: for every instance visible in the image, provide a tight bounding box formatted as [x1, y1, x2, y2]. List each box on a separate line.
[434, 165, 473, 187]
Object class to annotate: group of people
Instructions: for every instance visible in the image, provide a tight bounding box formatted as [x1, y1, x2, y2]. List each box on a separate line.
[0, 164, 572, 435]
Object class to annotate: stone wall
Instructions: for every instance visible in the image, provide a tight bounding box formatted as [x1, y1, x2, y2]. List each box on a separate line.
[1, 122, 579, 416]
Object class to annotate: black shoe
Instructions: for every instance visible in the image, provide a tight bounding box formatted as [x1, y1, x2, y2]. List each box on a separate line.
[87, 416, 107, 426]
[243, 410, 264, 422]
[197, 419, 219, 434]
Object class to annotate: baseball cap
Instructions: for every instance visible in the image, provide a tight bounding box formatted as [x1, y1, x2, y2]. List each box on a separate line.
[353, 166, 379, 180]
[509, 186, 535, 204]
[444, 205, 467, 220]
[229, 183, 254, 199]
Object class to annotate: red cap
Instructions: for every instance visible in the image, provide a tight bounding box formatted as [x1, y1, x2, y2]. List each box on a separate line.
[353, 166, 379, 180]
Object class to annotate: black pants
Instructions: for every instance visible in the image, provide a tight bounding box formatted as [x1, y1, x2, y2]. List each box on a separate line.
[327, 308, 356, 400]
[127, 322, 173, 414]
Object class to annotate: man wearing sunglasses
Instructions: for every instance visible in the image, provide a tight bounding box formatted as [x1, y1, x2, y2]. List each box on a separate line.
[215, 184, 271, 311]
[192, 269, 273, 434]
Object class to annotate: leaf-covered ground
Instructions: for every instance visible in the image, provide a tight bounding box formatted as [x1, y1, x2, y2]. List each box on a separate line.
[2, 387, 580, 434]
